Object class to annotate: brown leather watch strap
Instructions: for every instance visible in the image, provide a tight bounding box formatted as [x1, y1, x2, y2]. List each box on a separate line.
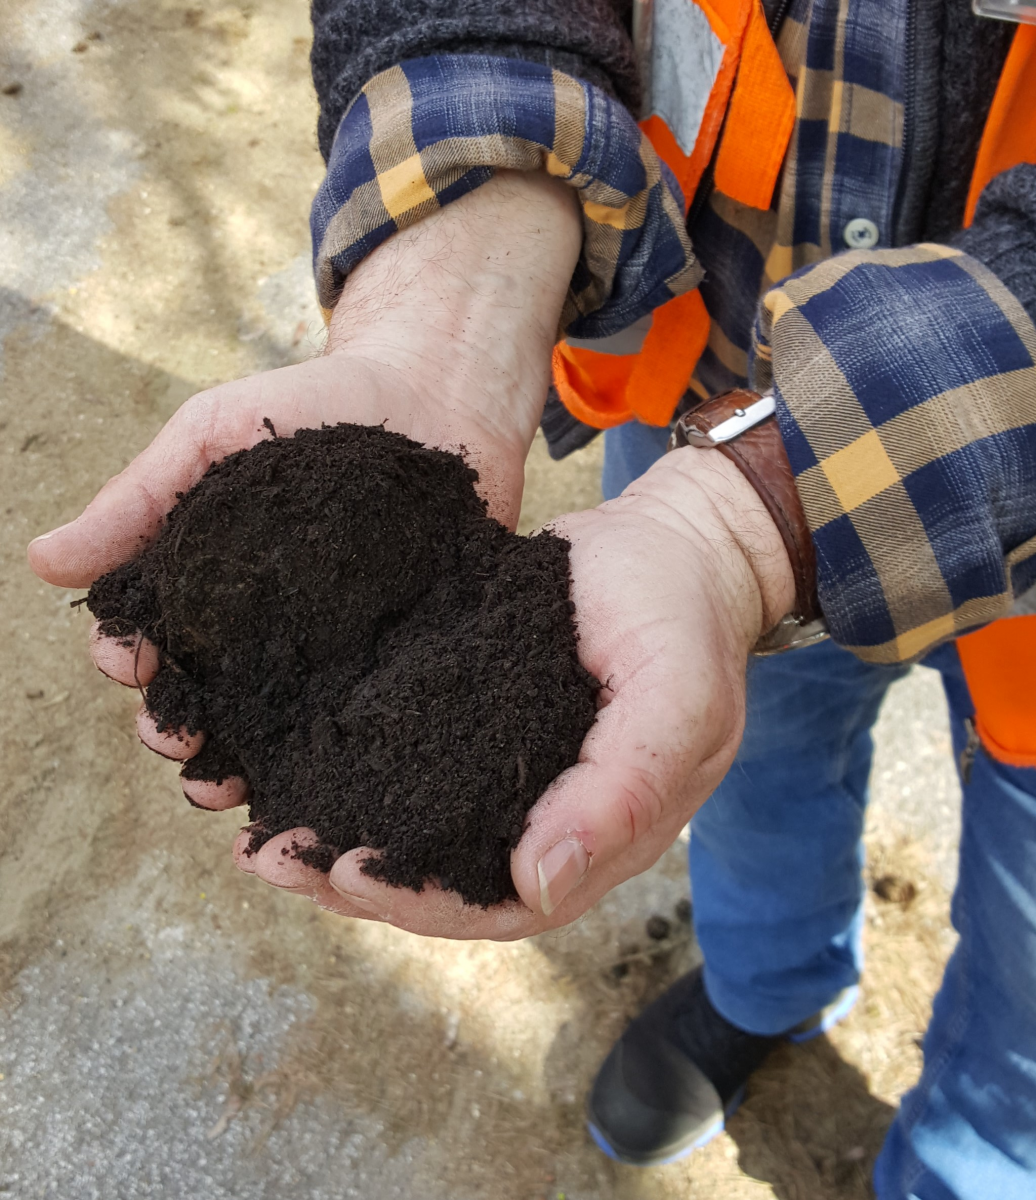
[669, 388, 825, 652]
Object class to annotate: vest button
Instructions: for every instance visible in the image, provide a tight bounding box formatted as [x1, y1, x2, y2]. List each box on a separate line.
[843, 218, 880, 249]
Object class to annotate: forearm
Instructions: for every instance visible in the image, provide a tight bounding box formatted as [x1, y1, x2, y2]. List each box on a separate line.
[327, 169, 582, 460]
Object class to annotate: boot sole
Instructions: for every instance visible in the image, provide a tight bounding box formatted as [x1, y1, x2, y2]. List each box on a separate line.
[586, 1085, 746, 1167]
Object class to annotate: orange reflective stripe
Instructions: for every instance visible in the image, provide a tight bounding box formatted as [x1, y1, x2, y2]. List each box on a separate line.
[552, 0, 795, 431]
[552, 288, 710, 429]
[957, 616, 1036, 768]
[640, 0, 742, 211]
[555, 5, 1036, 434]
[627, 288, 712, 424]
[641, 112, 717, 216]
[552, 341, 638, 429]
[956, 29, 1036, 762]
[965, 23, 1036, 227]
[713, 0, 796, 211]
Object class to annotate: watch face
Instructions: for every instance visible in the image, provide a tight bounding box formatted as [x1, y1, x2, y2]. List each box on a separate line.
[973, 0, 1036, 24]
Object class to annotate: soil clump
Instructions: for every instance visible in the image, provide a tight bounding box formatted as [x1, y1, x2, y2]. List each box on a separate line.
[87, 423, 598, 906]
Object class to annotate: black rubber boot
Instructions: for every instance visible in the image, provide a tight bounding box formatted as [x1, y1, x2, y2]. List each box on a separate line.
[586, 967, 782, 1166]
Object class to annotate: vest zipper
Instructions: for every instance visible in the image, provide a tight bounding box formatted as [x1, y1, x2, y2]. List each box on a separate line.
[891, 0, 917, 241]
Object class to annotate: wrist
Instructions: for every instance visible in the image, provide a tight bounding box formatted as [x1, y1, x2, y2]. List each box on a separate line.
[325, 170, 582, 457]
[624, 447, 796, 652]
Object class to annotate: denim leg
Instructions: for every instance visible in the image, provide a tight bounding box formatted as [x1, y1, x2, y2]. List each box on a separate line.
[874, 644, 1036, 1200]
[691, 639, 909, 1035]
[602, 420, 672, 500]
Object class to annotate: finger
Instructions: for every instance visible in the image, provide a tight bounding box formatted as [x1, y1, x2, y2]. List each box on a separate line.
[252, 828, 331, 889]
[182, 774, 249, 810]
[27, 363, 385, 589]
[28, 414, 211, 587]
[327, 848, 536, 940]
[26, 387, 259, 588]
[136, 703, 205, 760]
[233, 827, 259, 874]
[251, 829, 382, 919]
[89, 621, 160, 687]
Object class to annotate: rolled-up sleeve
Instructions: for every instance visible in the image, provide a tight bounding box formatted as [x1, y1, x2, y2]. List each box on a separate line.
[752, 244, 1036, 663]
[309, 55, 701, 340]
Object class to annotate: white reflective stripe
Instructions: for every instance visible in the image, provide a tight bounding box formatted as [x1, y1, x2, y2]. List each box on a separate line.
[973, 0, 1036, 26]
[565, 313, 653, 356]
[642, 0, 726, 156]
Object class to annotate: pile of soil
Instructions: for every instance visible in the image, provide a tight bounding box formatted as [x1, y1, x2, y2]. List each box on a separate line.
[87, 423, 598, 906]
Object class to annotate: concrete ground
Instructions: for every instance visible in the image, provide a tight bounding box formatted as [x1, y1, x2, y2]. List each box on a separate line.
[0, 3, 963, 1197]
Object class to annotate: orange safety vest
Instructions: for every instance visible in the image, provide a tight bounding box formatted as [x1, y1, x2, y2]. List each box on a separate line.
[553, 3, 1036, 768]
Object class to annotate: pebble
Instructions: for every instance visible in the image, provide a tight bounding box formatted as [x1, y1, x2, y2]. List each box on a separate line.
[645, 915, 671, 941]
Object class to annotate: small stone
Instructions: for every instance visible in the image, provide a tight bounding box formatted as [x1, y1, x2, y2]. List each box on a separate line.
[72, 41, 89, 53]
[609, 962, 629, 981]
[645, 914, 671, 941]
[873, 874, 917, 906]
[674, 897, 692, 924]
[2, 82, 23, 96]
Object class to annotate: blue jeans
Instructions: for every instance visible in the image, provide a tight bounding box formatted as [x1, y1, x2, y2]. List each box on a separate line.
[604, 421, 1036, 1200]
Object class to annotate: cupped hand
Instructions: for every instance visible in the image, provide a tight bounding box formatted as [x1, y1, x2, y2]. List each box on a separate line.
[28, 165, 794, 940]
[30, 313, 542, 870]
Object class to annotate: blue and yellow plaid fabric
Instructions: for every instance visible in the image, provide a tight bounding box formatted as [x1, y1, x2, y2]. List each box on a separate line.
[309, 55, 701, 339]
[690, 0, 908, 400]
[753, 246, 1036, 663]
[682, 0, 1036, 661]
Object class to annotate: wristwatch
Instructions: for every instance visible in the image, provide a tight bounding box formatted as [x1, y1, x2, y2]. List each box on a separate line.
[668, 388, 829, 655]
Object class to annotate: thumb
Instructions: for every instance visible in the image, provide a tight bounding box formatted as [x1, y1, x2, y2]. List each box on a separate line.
[509, 657, 739, 918]
[27, 392, 257, 587]
[29, 465, 177, 588]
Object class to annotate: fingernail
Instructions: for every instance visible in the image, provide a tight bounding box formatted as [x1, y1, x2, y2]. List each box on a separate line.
[328, 885, 379, 913]
[30, 522, 72, 545]
[537, 837, 589, 916]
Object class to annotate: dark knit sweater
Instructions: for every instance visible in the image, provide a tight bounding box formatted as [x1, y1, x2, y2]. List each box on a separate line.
[309, 0, 1036, 323]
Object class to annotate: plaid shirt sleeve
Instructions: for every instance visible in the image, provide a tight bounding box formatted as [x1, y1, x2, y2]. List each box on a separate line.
[309, 55, 701, 340]
[752, 246, 1036, 664]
